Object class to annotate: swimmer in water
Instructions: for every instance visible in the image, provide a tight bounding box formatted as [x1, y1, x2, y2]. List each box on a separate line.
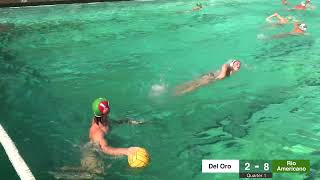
[176, 2, 203, 14]
[282, 0, 289, 5]
[175, 59, 241, 95]
[265, 13, 297, 25]
[289, 0, 314, 10]
[192, 2, 203, 11]
[271, 22, 307, 39]
[52, 98, 143, 178]
[87, 97, 142, 156]
[282, 0, 294, 5]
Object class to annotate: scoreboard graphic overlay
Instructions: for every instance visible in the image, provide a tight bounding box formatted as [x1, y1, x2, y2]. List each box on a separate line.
[202, 160, 310, 178]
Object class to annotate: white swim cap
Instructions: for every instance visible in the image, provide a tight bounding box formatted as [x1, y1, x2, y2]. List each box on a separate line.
[228, 59, 240, 67]
[298, 23, 307, 31]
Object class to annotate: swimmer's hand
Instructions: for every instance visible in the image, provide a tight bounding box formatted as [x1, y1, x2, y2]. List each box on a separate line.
[127, 147, 141, 156]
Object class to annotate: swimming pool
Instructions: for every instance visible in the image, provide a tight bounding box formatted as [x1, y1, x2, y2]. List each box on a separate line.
[0, 0, 320, 179]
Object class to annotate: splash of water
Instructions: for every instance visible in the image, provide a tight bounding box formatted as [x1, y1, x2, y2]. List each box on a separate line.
[150, 83, 167, 96]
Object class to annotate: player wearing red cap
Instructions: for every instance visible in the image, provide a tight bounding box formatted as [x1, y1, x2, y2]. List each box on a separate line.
[50, 98, 144, 178]
[90, 97, 139, 156]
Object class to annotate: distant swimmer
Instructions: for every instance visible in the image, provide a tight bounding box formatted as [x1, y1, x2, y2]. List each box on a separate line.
[266, 13, 297, 25]
[289, 0, 314, 10]
[282, 0, 293, 5]
[176, 2, 203, 13]
[282, 0, 289, 5]
[293, 1, 307, 10]
[175, 59, 241, 95]
[271, 23, 307, 39]
[192, 3, 203, 11]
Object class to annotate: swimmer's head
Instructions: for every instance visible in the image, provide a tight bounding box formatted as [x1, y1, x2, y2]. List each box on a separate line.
[92, 97, 110, 117]
[298, 23, 307, 32]
[229, 59, 241, 71]
[196, 2, 202, 8]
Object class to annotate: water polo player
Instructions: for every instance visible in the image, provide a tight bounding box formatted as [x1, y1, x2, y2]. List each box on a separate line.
[175, 59, 241, 95]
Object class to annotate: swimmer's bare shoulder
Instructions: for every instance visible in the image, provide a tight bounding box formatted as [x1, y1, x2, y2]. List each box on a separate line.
[90, 126, 105, 145]
[89, 123, 107, 145]
[215, 64, 228, 80]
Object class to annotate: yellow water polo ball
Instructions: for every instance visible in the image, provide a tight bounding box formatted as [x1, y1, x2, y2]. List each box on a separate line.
[128, 147, 150, 168]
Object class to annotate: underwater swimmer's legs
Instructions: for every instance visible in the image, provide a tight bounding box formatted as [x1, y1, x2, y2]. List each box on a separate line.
[60, 166, 87, 172]
[59, 157, 105, 175]
[48, 170, 103, 180]
[50, 143, 106, 179]
[175, 73, 216, 95]
[50, 160, 105, 179]
[270, 33, 294, 39]
[52, 160, 104, 178]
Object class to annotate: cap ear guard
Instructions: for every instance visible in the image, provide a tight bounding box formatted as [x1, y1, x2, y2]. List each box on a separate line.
[99, 101, 110, 113]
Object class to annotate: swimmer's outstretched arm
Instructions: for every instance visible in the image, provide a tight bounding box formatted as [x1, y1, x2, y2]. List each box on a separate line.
[214, 64, 228, 80]
[266, 13, 286, 23]
[192, 7, 201, 11]
[266, 13, 278, 22]
[98, 134, 129, 156]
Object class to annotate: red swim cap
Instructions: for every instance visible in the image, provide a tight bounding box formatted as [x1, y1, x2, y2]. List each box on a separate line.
[92, 98, 110, 117]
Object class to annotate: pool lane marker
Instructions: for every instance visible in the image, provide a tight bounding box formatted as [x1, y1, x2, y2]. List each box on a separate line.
[0, 124, 36, 180]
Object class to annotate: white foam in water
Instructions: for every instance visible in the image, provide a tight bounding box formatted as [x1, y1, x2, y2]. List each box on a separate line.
[150, 83, 167, 96]
[257, 33, 267, 40]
